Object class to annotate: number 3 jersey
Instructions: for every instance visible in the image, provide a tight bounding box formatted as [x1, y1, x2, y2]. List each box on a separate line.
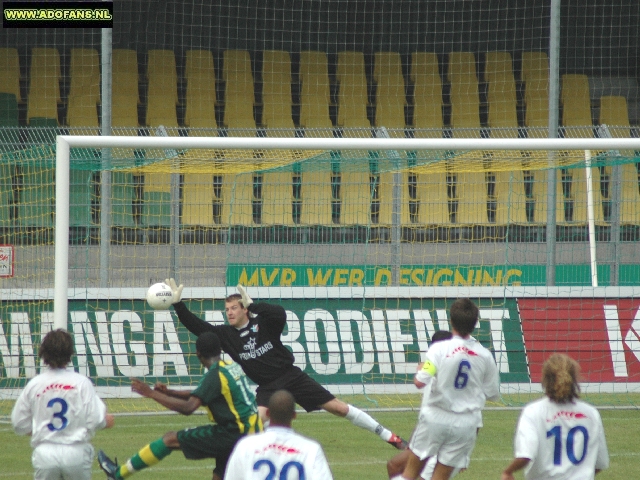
[11, 366, 108, 447]
[416, 335, 500, 427]
[514, 397, 609, 480]
[225, 425, 333, 480]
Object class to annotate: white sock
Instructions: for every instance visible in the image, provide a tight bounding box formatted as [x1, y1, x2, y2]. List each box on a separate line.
[262, 419, 270, 429]
[390, 476, 410, 480]
[345, 404, 392, 441]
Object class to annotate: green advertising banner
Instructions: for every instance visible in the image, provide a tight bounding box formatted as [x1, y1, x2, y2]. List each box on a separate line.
[0, 296, 529, 390]
[228, 264, 640, 286]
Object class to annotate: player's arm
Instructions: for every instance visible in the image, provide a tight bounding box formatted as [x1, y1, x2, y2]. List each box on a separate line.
[131, 378, 202, 415]
[414, 359, 436, 389]
[10, 389, 33, 436]
[165, 279, 217, 336]
[501, 457, 530, 480]
[153, 381, 192, 399]
[237, 284, 287, 334]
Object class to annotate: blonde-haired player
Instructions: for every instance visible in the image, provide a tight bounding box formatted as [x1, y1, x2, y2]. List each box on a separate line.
[11, 329, 115, 479]
[502, 353, 609, 480]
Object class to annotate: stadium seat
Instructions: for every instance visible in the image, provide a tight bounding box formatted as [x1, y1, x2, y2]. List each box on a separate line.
[299, 171, 333, 226]
[599, 96, 630, 134]
[142, 173, 171, 227]
[69, 170, 94, 227]
[525, 97, 549, 134]
[261, 51, 294, 131]
[454, 171, 490, 224]
[17, 166, 55, 227]
[112, 96, 140, 127]
[29, 47, 61, 103]
[223, 50, 253, 94]
[299, 51, 328, 79]
[619, 163, 640, 225]
[570, 167, 605, 224]
[27, 94, 58, 125]
[447, 52, 476, 81]
[340, 171, 371, 225]
[493, 171, 528, 224]
[484, 51, 514, 82]
[182, 173, 215, 227]
[375, 65, 407, 134]
[0, 164, 13, 228]
[487, 75, 518, 135]
[113, 49, 138, 74]
[411, 52, 443, 137]
[521, 51, 548, 83]
[145, 99, 178, 129]
[184, 74, 217, 129]
[69, 48, 100, 103]
[261, 172, 295, 226]
[530, 169, 570, 224]
[376, 172, 411, 226]
[450, 85, 481, 137]
[66, 94, 100, 131]
[113, 71, 140, 103]
[561, 74, 592, 128]
[337, 51, 366, 81]
[221, 173, 255, 225]
[185, 49, 215, 80]
[0, 47, 22, 102]
[110, 171, 137, 227]
[413, 171, 450, 225]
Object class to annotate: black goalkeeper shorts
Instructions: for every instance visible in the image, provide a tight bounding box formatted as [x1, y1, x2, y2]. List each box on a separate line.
[255, 366, 336, 412]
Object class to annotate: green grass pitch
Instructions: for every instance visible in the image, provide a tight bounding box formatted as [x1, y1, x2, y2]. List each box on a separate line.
[1, 406, 638, 479]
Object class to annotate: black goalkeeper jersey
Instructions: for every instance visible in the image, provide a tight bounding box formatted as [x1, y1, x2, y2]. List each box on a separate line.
[173, 301, 296, 385]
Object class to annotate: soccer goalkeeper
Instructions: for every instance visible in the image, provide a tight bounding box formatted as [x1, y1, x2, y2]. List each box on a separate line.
[165, 278, 408, 450]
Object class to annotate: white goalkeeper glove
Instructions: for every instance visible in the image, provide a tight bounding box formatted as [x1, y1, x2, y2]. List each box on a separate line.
[237, 284, 253, 308]
[164, 278, 184, 304]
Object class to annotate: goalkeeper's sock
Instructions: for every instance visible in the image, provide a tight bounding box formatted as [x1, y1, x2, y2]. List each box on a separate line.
[117, 438, 172, 479]
[345, 404, 393, 441]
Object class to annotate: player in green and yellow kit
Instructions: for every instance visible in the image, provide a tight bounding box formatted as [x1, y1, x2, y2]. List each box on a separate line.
[98, 332, 262, 480]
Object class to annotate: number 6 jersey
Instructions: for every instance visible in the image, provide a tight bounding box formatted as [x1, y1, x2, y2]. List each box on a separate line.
[11, 366, 108, 447]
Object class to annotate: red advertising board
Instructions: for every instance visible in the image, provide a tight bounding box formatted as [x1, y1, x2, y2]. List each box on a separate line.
[519, 298, 640, 382]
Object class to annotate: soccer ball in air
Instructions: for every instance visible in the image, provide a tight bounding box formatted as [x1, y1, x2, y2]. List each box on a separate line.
[146, 282, 174, 310]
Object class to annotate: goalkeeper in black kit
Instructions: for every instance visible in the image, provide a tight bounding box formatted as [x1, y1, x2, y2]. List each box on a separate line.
[165, 278, 409, 450]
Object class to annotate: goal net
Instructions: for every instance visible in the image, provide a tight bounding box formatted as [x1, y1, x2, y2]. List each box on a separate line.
[1, 0, 640, 415]
[2, 131, 640, 415]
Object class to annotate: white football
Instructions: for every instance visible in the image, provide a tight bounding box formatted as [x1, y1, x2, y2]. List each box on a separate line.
[146, 282, 174, 310]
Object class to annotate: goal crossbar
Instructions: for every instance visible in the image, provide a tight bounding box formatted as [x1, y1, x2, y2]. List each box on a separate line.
[54, 135, 640, 329]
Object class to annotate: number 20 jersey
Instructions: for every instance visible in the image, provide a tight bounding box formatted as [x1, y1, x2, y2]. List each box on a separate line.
[11, 367, 108, 447]
[225, 426, 333, 480]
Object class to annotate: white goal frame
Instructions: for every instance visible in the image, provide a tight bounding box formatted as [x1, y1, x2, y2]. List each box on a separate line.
[54, 135, 640, 329]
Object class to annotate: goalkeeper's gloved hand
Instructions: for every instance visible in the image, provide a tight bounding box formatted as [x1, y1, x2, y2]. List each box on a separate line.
[237, 284, 253, 308]
[164, 278, 184, 304]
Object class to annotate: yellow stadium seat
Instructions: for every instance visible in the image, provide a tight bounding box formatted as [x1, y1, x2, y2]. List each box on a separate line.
[414, 172, 450, 225]
[569, 167, 605, 224]
[562, 74, 592, 127]
[113, 49, 138, 74]
[184, 74, 217, 128]
[340, 171, 371, 225]
[620, 164, 640, 225]
[262, 50, 291, 80]
[27, 95, 58, 124]
[299, 51, 328, 80]
[146, 50, 176, 77]
[262, 172, 294, 225]
[337, 51, 366, 81]
[525, 97, 549, 131]
[0, 48, 22, 101]
[300, 94, 333, 129]
[221, 173, 255, 225]
[454, 172, 489, 224]
[338, 101, 370, 129]
[223, 50, 253, 84]
[411, 53, 443, 136]
[599, 96, 630, 131]
[374, 52, 403, 81]
[69, 48, 100, 102]
[66, 94, 99, 130]
[447, 52, 476, 81]
[30, 47, 60, 78]
[530, 169, 570, 224]
[182, 174, 215, 227]
[145, 97, 178, 128]
[224, 92, 255, 129]
[484, 51, 513, 82]
[112, 95, 140, 127]
[493, 171, 528, 224]
[521, 52, 548, 82]
[375, 75, 406, 132]
[185, 50, 215, 80]
[299, 171, 333, 226]
[147, 72, 178, 106]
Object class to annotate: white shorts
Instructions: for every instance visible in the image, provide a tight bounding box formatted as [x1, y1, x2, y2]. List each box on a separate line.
[409, 411, 477, 469]
[32, 443, 94, 480]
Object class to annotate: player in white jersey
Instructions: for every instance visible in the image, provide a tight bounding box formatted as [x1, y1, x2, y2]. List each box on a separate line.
[11, 329, 115, 480]
[225, 389, 333, 480]
[502, 353, 609, 480]
[387, 330, 462, 480]
[393, 298, 501, 480]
